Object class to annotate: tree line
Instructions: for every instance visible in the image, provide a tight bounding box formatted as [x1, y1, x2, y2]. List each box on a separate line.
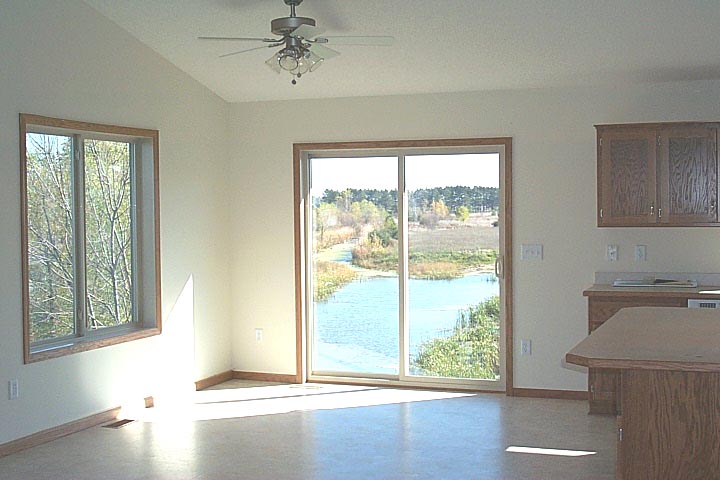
[318, 186, 499, 216]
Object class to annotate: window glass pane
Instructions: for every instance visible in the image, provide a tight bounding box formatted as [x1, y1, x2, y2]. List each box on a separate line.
[406, 153, 501, 380]
[310, 156, 399, 375]
[25, 133, 76, 342]
[84, 140, 133, 329]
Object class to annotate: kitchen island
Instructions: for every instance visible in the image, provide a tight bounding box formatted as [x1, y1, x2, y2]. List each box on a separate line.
[566, 306, 720, 479]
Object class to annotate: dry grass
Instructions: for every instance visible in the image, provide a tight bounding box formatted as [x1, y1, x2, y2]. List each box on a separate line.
[314, 226, 355, 251]
[409, 261, 463, 279]
[313, 261, 358, 301]
[409, 223, 498, 253]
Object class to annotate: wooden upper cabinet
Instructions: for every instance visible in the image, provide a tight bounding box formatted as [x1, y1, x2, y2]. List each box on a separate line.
[658, 126, 718, 224]
[598, 128, 657, 225]
[597, 123, 719, 227]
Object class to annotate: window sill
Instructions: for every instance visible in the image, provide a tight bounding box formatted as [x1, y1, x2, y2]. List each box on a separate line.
[26, 327, 161, 364]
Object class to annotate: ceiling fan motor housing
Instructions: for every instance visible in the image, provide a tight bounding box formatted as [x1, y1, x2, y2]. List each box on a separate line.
[271, 16, 316, 36]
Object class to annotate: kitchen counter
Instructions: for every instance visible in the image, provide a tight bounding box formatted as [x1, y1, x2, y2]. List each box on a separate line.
[583, 284, 720, 298]
[566, 306, 720, 479]
[568, 306, 720, 371]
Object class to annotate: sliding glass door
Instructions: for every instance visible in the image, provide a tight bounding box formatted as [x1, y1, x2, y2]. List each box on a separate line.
[300, 141, 509, 390]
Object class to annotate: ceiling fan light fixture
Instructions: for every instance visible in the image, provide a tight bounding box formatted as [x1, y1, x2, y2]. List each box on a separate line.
[295, 55, 311, 75]
[278, 47, 300, 71]
[265, 53, 282, 73]
[307, 51, 324, 72]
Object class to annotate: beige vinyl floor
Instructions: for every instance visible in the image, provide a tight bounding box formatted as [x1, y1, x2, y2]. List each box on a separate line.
[0, 381, 615, 479]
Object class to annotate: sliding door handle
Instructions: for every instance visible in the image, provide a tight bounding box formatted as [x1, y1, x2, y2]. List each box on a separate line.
[495, 256, 504, 279]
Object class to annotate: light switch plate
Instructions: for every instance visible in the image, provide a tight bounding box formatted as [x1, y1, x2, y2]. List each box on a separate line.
[8, 379, 18, 400]
[521, 244, 543, 260]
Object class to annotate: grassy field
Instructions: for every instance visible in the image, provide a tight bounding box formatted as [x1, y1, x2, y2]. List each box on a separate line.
[408, 225, 498, 253]
[353, 216, 499, 279]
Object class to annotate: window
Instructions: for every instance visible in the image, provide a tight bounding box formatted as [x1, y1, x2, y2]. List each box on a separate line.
[20, 114, 161, 362]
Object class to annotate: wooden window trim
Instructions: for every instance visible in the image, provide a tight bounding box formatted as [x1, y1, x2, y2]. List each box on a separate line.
[19, 114, 162, 363]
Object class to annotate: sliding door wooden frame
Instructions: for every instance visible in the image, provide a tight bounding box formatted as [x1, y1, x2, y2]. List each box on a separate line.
[293, 138, 513, 393]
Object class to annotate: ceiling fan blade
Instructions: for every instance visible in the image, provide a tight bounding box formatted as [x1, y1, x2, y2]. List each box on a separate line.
[309, 43, 340, 60]
[198, 36, 280, 43]
[292, 24, 325, 40]
[219, 44, 278, 58]
[319, 36, 395, 46]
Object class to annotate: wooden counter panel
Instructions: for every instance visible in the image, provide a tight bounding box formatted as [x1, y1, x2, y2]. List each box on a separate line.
[620, 370, 720, 479]
[568, 307, 720, 372]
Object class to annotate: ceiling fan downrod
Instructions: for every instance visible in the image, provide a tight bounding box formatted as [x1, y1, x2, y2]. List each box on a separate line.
[284, 0, 303, 18]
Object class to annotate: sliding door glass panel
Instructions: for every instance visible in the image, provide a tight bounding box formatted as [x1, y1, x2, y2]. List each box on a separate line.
[25, 133, 76, 342]
[310, 156, 399, 375]
[84, 140, 134, 330]
[405, 154, 501, 380]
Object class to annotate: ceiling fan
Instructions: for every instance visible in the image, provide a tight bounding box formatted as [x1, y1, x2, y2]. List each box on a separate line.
[199, 0, 394, 84]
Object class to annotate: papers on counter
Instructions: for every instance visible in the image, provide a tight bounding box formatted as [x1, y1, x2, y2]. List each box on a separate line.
[612, 279, 698, 288]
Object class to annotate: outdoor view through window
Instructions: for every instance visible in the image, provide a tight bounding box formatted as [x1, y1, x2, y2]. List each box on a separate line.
[25, 134, 134, 343]
[310, 153, 500, 381]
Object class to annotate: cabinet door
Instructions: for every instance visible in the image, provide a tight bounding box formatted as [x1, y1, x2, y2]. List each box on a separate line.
[598, 128, 658, 226]
[658, 127, 718, 225]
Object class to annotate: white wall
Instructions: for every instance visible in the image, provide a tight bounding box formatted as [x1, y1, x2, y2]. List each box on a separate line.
[228, 80, 720, 390]
[0, 0, 232, 444]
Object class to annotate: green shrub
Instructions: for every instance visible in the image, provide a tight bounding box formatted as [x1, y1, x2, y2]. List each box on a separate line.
[456, 206, 470, 222]
[412, 295, 500, 379]
[367, 215, 398, 247]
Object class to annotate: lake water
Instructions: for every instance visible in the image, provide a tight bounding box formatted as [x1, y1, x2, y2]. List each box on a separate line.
[313, 272, 499, 374]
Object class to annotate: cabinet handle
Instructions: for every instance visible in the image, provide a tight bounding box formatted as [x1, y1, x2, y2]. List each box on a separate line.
[650, 204, 655, 216]
[618, 428, 623, 442]
[711, 201, 716, 215]
[658, 208, 662, 219]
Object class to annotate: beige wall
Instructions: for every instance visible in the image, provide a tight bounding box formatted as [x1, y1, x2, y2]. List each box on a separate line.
[229, 80, 720, 390]
[0, 0, 232, 444]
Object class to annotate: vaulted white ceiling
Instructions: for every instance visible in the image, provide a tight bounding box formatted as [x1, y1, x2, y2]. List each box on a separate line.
[83, 0, 720, 103]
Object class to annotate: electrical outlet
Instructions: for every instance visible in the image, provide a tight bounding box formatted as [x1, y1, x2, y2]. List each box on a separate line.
[255, 328, 263, 342]
[635, 245, 647, 262]
[8, 379, 19, 400]
[520, 339, 532, 356]
[606, 245, 618, 262]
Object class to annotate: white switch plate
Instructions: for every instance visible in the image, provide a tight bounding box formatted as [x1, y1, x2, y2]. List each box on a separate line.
[635, 245, 647, 262]
[520, 339, 532, 356]
[521, 244, 543, 260]
[606, 245, 618, 262]
[8, 379, 18, 400]
[255, 328, 263, 342]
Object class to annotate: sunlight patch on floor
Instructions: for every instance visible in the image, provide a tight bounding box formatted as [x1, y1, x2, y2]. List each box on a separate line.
[124, 383, 474, 423]
[506, 446, 597, 457]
